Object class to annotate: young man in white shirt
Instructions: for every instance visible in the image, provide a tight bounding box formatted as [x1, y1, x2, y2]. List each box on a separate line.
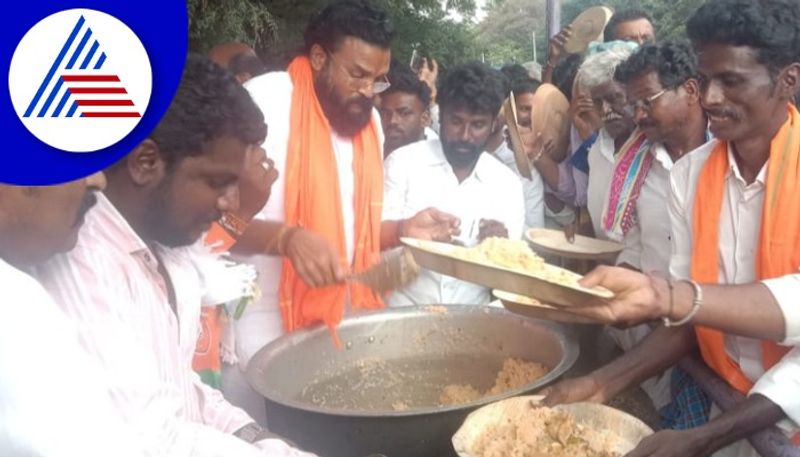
[0, 174, 145, 457]
[35, 54, 313, 457]
[384, 62, 525, 306]
[378, 61, 434, 157]
[545, 1, 800, 455]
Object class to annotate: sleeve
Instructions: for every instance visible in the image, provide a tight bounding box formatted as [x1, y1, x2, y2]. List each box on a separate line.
[505, 176, 526, 240]
[616, 224, 644, 271]
[382, 150, 409, 221]
[668, 163, 693, 281]
[524, 169, 546, 230]
[191, 371, 253, 433]
[749, 346, 800, 435]
[761, 273, 800, 346]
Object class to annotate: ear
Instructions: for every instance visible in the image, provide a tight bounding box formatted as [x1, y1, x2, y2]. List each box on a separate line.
[127, 139, 167, 187]
[309, 43, 328, 73]
[683, 78, 701, 105]
[421, 109, 431, 128]
[777, 63, 800, 100]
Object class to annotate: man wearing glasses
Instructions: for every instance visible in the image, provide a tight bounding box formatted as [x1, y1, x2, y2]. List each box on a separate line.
[224, 0, 458, 424]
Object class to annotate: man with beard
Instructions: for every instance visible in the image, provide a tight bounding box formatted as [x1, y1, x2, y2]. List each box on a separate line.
[378, 62, 434, 157]
[35, 54, 313, 456]
[0, 174, 146, 456]
[383, 62, 525, 306]
[545, 1, 800, 455]
[227, 0, 458, 422]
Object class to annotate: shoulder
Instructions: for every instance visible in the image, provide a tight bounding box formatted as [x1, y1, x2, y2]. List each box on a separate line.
[244, 72, 293, 111]
[385, 139, 439, 167]
[671, 139, 718, 190]
[478, 152, 523, 189]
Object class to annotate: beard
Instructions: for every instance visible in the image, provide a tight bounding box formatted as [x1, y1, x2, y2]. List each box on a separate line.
[315, 73, 373, 138]
[442, 139, 483, 170]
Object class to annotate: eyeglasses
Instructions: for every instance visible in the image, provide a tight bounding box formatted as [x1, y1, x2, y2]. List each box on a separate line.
[327, 51, 391, 94]
[628, 89, 667, 113]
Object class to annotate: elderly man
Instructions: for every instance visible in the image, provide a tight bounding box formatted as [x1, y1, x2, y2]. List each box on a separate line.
[228, 0, 457, 423]
[378, 62, 434, 156]
[383, 62, 525, 306]
[546, 1, 800, 455]
[36, 54, 313, 456]
[0, 174, 146, 457]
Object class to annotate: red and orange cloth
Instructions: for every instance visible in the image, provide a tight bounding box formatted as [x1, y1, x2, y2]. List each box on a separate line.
[601, 128, 653, 241]
[279, 56, 385, 345]
[691, 104, 800, 445]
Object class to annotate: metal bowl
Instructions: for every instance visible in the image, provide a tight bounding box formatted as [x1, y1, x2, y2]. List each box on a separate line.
[246, 305, 579, 457]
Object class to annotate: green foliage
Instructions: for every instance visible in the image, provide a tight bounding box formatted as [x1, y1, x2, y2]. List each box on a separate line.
[187, 0, 278, 53]
[475, 0, 547, 66]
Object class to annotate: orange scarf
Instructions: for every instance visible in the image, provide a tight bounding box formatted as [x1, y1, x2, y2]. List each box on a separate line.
[279, 56, 384, 343]
[692, 105, 800, 396]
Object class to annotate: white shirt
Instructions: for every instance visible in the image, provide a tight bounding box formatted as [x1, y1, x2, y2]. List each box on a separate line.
[35, 194, 311, 457]
[669, 139, 800, 434]
[586, 128, 615, 240]
[383, 139, 525, 306]
[492, 142, 545, 231]
[234, 71, 384, 366]
[616, 143, 675, 274]
[0, 259, 139, 457]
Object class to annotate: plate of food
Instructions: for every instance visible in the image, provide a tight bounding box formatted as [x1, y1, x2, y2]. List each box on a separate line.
[493, 290, 600, 324]
[527, 228, 624, 261]
[401, 237, 613, 307]
[452, 395, 653, 457]
[503, 91, 532, 179]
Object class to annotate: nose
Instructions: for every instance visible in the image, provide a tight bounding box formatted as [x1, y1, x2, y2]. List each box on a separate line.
[601, 100, 614, 116]
[389, 111, 401, 126]
[358, 81, 376, 99]
[85, 171, 107, 191]
[458, 125, 471, 142]
[633, 105, 648, 125]
[218, 184, 240, 214]
[701, 79, 724, 109]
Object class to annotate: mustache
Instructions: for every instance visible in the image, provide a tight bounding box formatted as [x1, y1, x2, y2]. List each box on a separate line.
[73, 191, 98, 226]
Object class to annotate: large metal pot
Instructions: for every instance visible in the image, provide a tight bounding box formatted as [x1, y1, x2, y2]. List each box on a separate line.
[246, 305, 578, 457]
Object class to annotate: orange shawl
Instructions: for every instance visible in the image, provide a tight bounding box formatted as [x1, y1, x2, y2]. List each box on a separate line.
[692, 105, 800, 396]
[279, 56, 384, 342]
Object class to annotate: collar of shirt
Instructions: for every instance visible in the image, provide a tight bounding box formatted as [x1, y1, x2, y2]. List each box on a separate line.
[651, 142, 674, 171]
[92, 192, 151, 259]
[725, 144, 768, 189]
[423, 139, 492, 183]
[598, 128, 616, 164]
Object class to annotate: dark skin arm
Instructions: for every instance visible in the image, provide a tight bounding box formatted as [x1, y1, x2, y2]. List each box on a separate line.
[542, 26, 573, 84]
[543, 325, 696, 406]
[626, 394, 786, 457]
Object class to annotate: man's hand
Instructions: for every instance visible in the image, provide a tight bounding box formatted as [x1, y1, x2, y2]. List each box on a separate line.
[541, 375, 606, 406]
[568, 266, 667, 326]
[417, 57, 439, 102]
[518, 128, 556, 163]
[571, 96, 601, 141]
[402, 207, 460, 242]
[284, 228, 346, 288]
[626, 429, 708, 457]
[477, 219, 508, 241]
[234, 146, 278, 221]
[547, 26, 573, 67]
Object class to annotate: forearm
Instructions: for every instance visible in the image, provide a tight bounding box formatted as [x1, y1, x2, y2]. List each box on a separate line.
[668, 280, 786, 342]
[534, 155, 561, 190]
[230, 219, 289, 256]
[593, 325, 696, 399]
[380, 219, 403, 250]
[692, 394, 786, 455]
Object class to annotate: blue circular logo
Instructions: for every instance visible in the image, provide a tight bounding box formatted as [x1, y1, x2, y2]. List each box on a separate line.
[2, 0, 187, 185]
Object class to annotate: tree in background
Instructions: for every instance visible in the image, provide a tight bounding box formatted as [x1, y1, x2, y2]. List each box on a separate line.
[187, 0, 480, 71]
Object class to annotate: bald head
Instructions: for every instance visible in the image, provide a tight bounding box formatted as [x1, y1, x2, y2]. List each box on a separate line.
[207, 42, 265, 83]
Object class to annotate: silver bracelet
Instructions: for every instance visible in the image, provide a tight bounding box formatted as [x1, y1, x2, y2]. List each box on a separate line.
[663, 279, 703, 327]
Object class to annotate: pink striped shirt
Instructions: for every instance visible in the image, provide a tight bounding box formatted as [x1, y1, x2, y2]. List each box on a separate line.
[33, 193, 271, 457]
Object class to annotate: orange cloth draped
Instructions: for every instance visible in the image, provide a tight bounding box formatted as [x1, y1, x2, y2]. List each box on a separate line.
[279, 56, 384, 343]
[692, 105, 800, 395]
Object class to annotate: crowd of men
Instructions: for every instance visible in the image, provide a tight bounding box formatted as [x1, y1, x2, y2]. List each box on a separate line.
[1, 0, 799, 456]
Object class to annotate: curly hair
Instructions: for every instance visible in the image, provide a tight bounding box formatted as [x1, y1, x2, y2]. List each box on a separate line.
[686, 0, 800, 76]
[437, 62, 506, 117]
[304, 0, 394, 53]
[614, 42, 698, 89]
[383, 60, 431, 107]
[604, 9, 655, 42]
[148, 53, 266, 165]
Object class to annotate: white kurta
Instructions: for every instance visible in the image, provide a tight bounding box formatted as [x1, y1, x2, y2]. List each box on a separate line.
[383, 139, 525, 306]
